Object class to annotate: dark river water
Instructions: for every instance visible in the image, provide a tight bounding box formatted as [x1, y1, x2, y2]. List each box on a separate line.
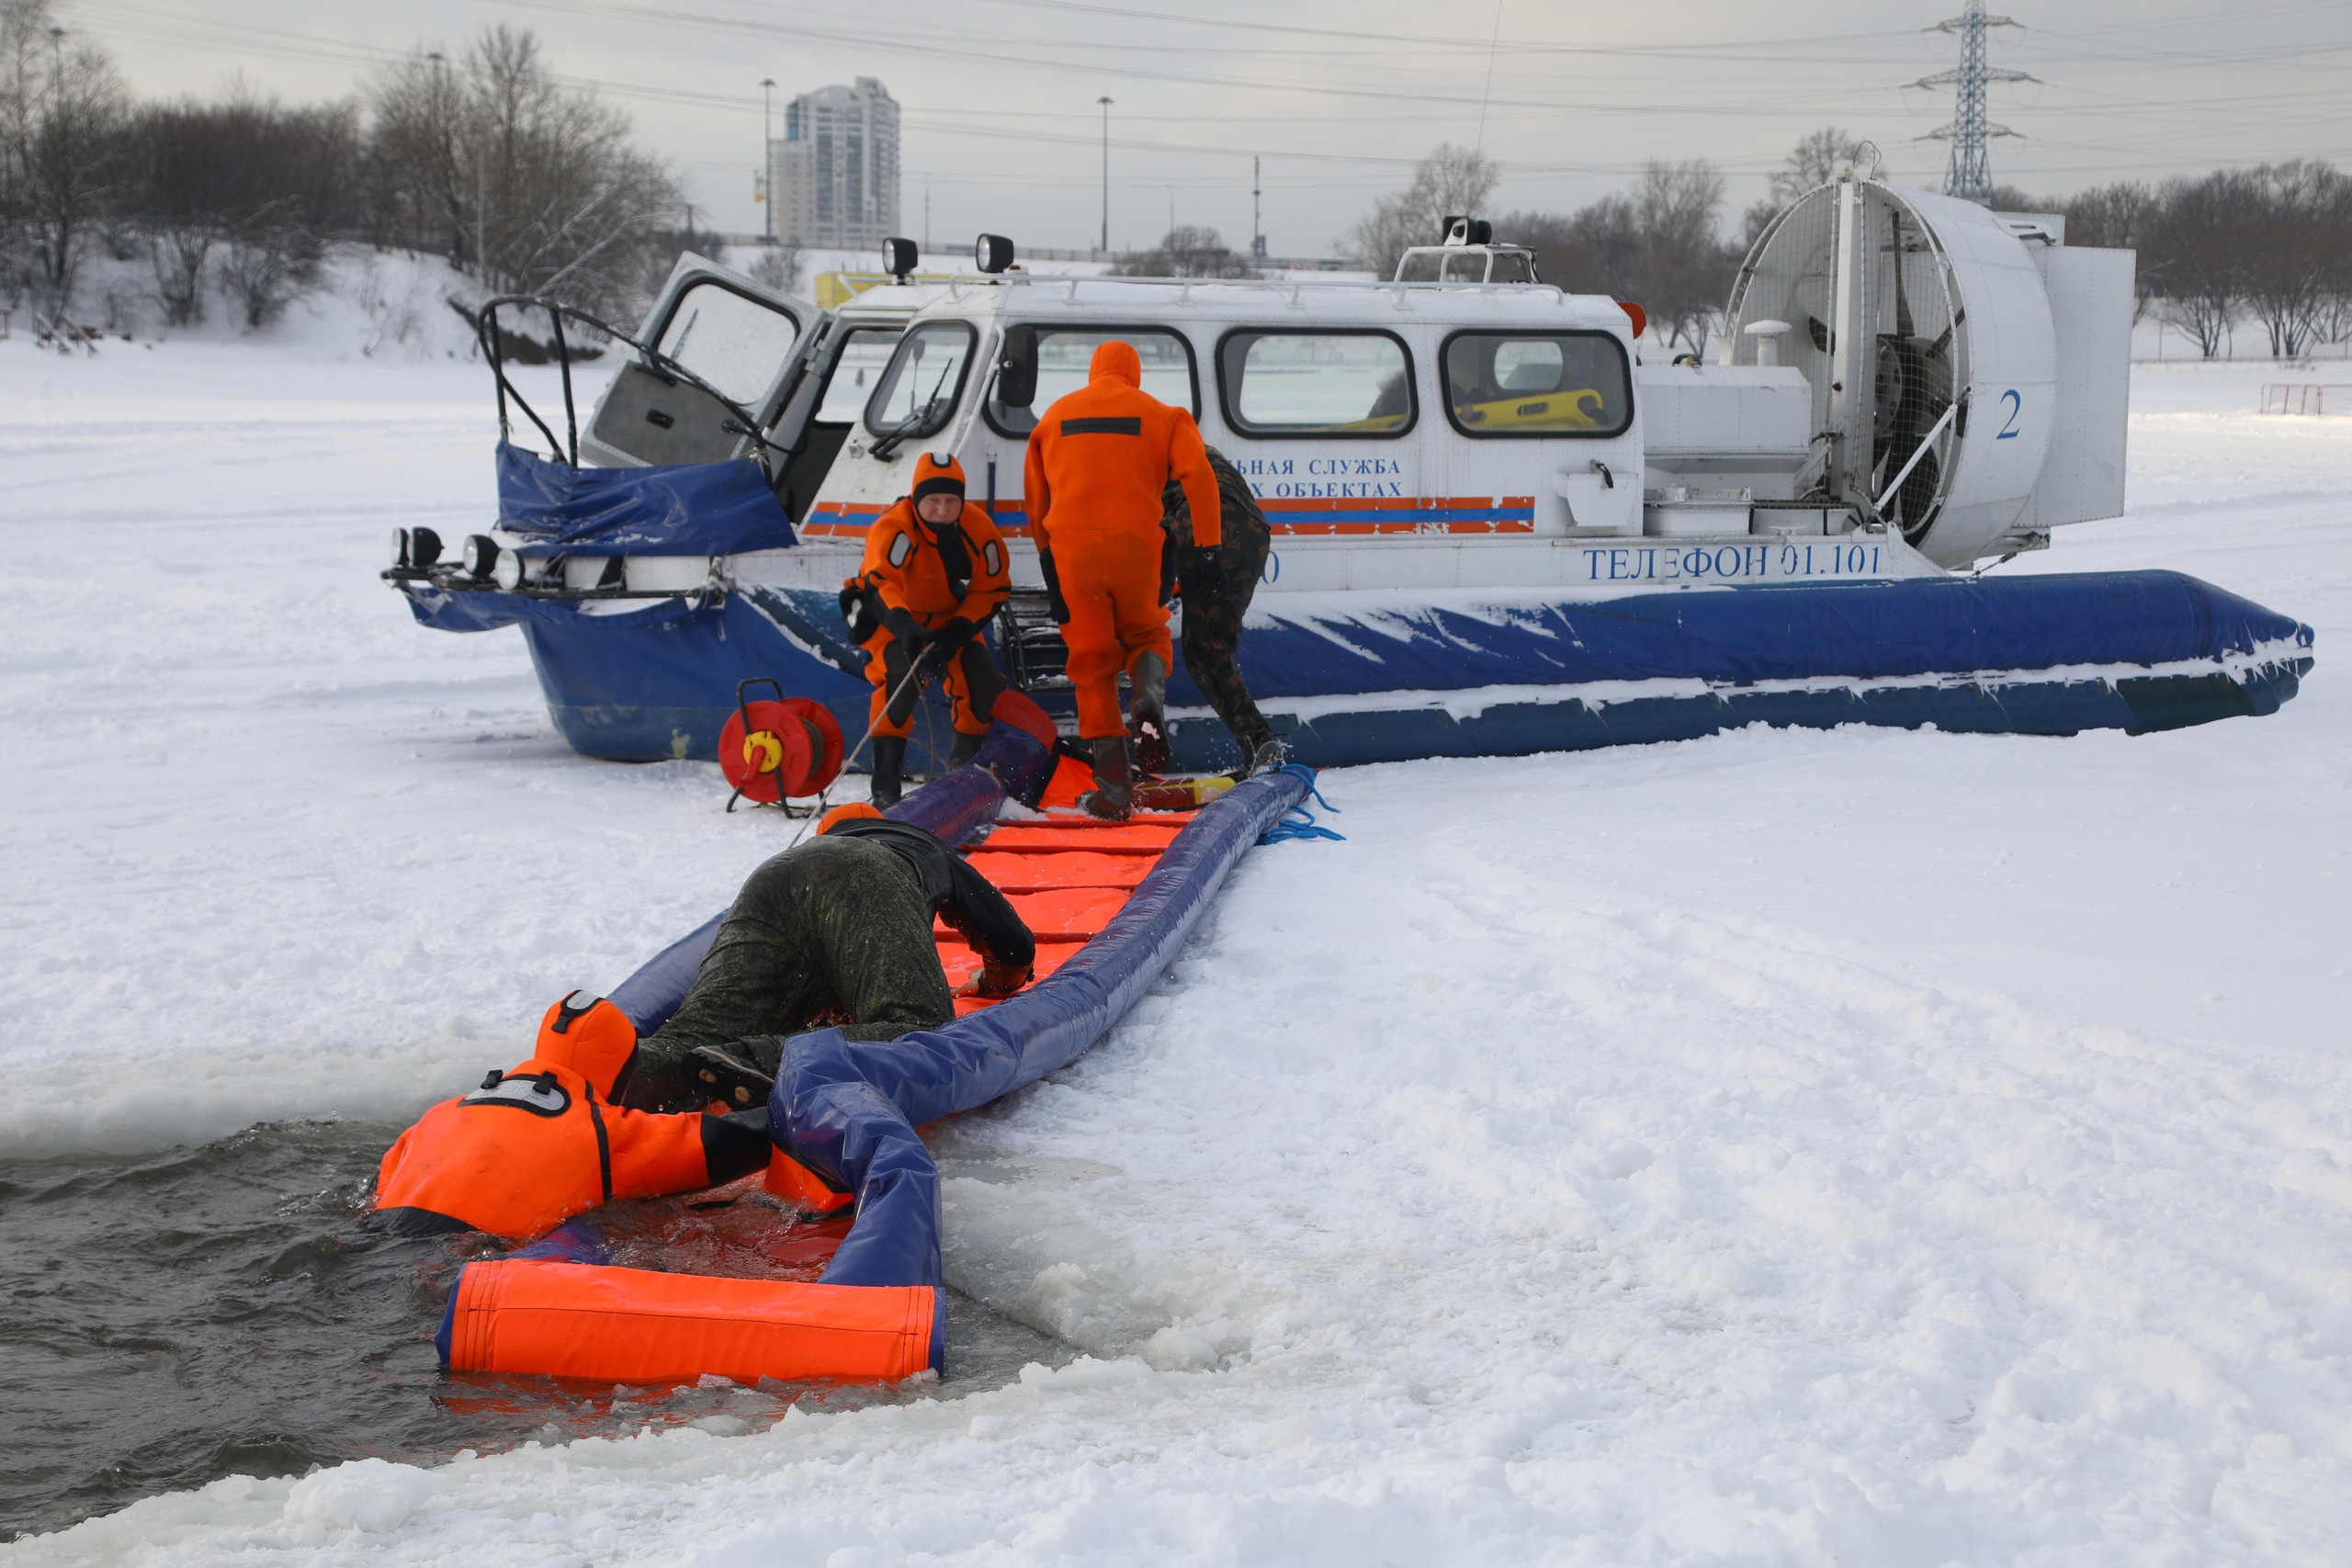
[0, 1120, 1066, 1542]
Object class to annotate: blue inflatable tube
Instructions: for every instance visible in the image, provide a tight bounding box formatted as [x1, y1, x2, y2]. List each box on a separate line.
[585, 716, 1309, 1374]
[774, 766, 1311, 1292]
[399, 570, 2315, 770]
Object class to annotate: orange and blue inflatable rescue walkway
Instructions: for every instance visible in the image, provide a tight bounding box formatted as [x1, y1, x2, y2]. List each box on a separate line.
[432, 712, 1323, 1388]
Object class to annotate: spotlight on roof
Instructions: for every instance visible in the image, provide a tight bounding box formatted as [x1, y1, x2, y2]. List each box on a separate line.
[882, 237, 918, 281]
[974, 233, 1015, 275]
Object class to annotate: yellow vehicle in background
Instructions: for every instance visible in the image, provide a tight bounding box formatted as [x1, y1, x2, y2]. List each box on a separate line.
[1452, 386, 1610, 431]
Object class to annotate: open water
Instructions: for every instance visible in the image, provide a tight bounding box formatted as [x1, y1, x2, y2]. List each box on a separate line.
[0, 1120, 1069, 1541]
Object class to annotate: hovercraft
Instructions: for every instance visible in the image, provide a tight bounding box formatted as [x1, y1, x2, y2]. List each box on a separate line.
[388, 176, 2312, 773]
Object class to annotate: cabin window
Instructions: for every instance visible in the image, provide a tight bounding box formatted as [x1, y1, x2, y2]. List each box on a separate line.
[984, 326, 1196, 437]
[653, 281, 803, 408]
[1216, 329, 1416, 438]
[864, 321, 978, 441]
[1441, 330, 1632, 438]
[812, 328, 903, 424]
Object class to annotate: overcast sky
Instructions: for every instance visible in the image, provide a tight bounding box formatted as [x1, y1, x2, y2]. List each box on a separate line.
[58, 0, 2352, 258]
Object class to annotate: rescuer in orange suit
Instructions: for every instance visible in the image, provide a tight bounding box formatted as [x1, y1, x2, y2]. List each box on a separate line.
[368, 992, 771, 1241]
[840, 452, 1012, 807]
[1023, 339, 1223, 818]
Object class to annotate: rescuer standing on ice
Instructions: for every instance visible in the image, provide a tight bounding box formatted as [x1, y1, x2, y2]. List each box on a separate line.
[1024, 339, 1222, 818]
[1160, 445, 1278, 774]
[842, 452, 1012, 807]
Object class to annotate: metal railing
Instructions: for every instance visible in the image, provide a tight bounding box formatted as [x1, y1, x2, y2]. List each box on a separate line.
[2260, 383, 2352, 416]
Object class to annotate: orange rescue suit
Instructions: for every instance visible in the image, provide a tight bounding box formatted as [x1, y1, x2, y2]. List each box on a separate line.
[849, 462, 1012, 739]
[1023, 340, 1222, 739]
[373, 994, 762, 1242]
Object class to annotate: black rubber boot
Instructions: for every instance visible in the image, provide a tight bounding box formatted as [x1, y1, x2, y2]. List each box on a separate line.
[1081, 736, 1133, 820]
[946, 730, 985, 769]
[1128, 651, 1171, 773]
[869, 736, 907, 807]
[685, 1043, 775, 1111]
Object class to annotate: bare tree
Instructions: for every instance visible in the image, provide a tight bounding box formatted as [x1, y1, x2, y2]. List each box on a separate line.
[747, 239, 803, 297]
[1501, 198, 1637, 301]
[1986, 184, 2054, 213]
[1111, 224, 1257, 278]
[1343, 142, 1500, 278]
[1498, 161, 1731, 350]
[1628, 160, 1729, 350]
[217, 202, 324, 328]
[1775, 128, 1871, 205]
[1742, 127, 1871, 248]
[2149, 170, 2255, 358]
[2236, 161, 2350, 358]
[2064, 181, 2159, 321]
[1, 0, 130, 319]
[363, 28, 684, 318]
[361, 48, 469, 266]
[134, 88, 358, 327]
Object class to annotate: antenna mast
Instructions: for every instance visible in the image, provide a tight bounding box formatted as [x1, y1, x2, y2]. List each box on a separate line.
[1913, 0, 2034, 206]
[1252, 155, 1265, 262]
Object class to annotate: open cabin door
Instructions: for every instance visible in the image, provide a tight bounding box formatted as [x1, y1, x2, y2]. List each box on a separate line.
[580, 253, 823, 471]
[760, 317, 908, 524]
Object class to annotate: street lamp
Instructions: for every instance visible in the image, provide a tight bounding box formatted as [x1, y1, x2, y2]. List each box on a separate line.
[760, 78, 776, 243]
[1097, 96, 1113, 255]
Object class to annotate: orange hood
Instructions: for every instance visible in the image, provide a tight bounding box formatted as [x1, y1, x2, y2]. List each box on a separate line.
[1090, 339, 1142, 389]
[524, 992, 639, 1100]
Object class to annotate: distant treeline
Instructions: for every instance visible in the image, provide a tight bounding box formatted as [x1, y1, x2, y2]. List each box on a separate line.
[2048, 163, 2352, 358]
[1330, 132, 2352, 361]
[0, 0, 688, 332]
[8, 2, 2346, 364]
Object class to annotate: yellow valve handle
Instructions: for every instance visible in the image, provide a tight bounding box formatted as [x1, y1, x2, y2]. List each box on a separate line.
[742, 731, 784, 773]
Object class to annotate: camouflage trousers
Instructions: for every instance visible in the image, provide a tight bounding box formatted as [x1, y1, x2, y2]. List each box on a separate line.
[1180, 524, 1275, 763]
[622, 836, 952, 1111]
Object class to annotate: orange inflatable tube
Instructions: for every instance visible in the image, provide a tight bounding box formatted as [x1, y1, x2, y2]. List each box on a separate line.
[443, 1259, 936, 1384]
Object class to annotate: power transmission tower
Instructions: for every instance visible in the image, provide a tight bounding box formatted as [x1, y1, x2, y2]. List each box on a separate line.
[1912, 0, 2035, 205]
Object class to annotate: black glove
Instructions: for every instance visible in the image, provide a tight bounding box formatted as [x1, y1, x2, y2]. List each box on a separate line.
[882, 605, 924, 659]
[932, 615, 978, 653]
[839, 577, 886, 642]
[1181, 545, 1227, 603]
[1039, 550, 1070, 625]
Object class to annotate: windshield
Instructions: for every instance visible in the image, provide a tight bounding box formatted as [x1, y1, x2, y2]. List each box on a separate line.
[653, 280, 802, 407]
[863, 321, 977, 440]
[813, 328, 903, 424]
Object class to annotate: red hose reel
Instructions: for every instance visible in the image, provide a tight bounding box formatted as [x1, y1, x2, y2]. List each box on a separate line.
[719, 678, 844, 809]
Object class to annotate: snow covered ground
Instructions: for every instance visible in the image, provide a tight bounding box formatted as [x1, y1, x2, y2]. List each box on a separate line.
[3, 340, 2348, 1563]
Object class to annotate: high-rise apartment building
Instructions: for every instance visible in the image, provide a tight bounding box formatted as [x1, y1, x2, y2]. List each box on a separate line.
[769, 78, 901, 253]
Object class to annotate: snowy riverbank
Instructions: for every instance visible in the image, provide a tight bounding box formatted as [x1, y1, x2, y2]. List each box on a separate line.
[2, 342, 2348, 1562]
